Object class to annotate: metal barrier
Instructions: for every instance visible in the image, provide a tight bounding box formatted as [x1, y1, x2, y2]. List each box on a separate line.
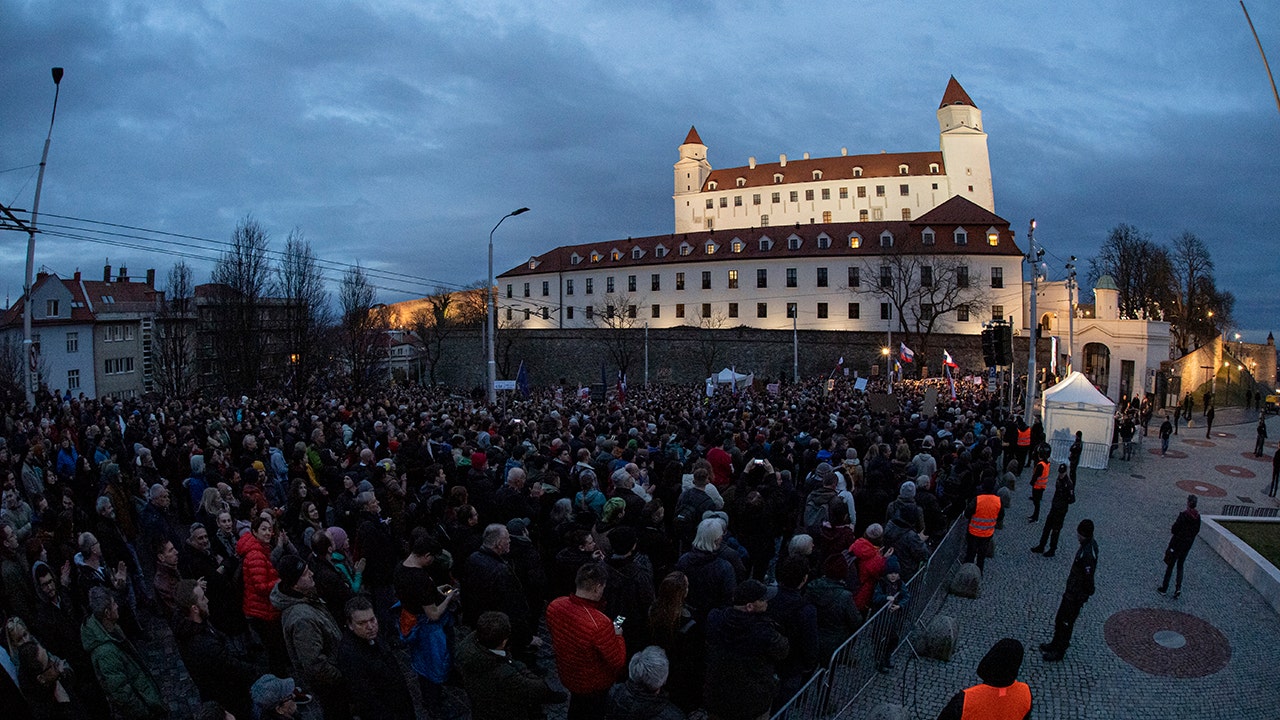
[770, 516, 969, 720]
[1046, 438, 1112, 470]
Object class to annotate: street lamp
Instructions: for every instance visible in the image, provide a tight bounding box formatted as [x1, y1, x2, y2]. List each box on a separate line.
[22, 66, 64, 408]
[487, 207, 529, 404]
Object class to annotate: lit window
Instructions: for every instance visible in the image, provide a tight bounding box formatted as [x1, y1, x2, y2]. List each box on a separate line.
[679, 243, 692, 256]
[822, 211, 832, 223]
[727, 270, 739, 289]
[859, 209, 868, 221]
[849, 234, 862, 249]
[705, 242, 717, 255]
[591, 251, 601, 263]
[731, 240, 744, 253]
[987, 229, 1000, 246]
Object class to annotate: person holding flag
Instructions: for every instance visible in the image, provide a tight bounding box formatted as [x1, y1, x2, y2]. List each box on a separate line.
[943, 350, 959, 400]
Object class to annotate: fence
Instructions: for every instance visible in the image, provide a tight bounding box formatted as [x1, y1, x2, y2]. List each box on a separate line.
[1046, 438, 1114, 470]
[770, 515, 969, 720]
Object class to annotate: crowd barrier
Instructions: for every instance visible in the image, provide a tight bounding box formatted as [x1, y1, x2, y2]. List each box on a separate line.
[1045, 438, 1114, 470]
[770, 515, 968, 720]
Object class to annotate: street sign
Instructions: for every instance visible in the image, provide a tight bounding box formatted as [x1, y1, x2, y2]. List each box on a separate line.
[492, 380, 516, 391]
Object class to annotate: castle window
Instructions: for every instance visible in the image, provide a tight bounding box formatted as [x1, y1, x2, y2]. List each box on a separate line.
[719, 197, 728, 208]
[787, 235, 802, 250]
[590, 251, 602, 263]
[760, 215, 770, 226]
[731, 239, 744, 253]
[848, 233, 862, 249]
[816, 267, 829, 287]
[789, 191, 798, 202]
[586, 278, 594, 294]
[848, 266, 861, 288]
[813, 170, 823, 180]
[528, 258, 539, 270]
[728, 302, 739, 318]
[822, 211, 832, 223]
[821, 188, 830, 200]
[857, 186, 866, 198]
[628, 275, 636, 292]
[542, 281, 549, 296]
[848, 302, 861, 319]
[652, 304, 660, 318]
[757, 303, 768, 318]
[900, 184, 909, 196]
[786, 268, 797, 288]
[708, 181, 717, 190]
[632, 247, 644, 259]
[675, 304, 685, 318]
[706, 199, 714, 209]
[929, 163, 939, 174]
[879, 231, 894, 247]
[839, 187, 848, 199]
[805, 189, 814, 201]
[752, 194, 761, 205]
[986, 227, 1000, 246]
[773, 174, 784, 184]
[705, 241, 718, 255]
[652, 273, 661, 291]
[734, 195, 742, 207]
[898, 164, 909, 175]
[655, 244, 668, 258]
[611, 248, 622, 261]
[542, 307, 550, 320]
[876, 185, 886, 197]
[859, 210, 868, 221]
[853, 167, 863, 177]
[757, 269, 768, 288]
[567, 306, 575, 319]
[727, 270, 738, 289]
[991, 268, 1004, 289]
[902, 209, 912, 220]
[817, 303, 828, 319]
[816, 234, 831, 249]
[954, 228, 968, 245]
[679, 243, 692, 256]
[922, 229, 935, 245]
[566, 279, 575, 295]
[759, 237, 774, 251]
[736, 177, 746, 187]
[570, 253, 582, 265]
[676, 272, 685, 290]
[606, 277, 615, 293]
[771, 192, 780, 203]
[701, 271, 711, 290]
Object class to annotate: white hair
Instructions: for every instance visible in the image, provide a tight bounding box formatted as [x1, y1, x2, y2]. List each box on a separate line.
[628, 646, 670, 691]
[788, 533, 814, 557]
[691, 518, 724, 553]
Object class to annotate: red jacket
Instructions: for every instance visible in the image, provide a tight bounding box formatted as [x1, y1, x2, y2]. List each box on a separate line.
[850, 538, 886, 614]
[545, 594, 625, 695]
[237, 532, 280, 622]
[706, 447, 733, 489]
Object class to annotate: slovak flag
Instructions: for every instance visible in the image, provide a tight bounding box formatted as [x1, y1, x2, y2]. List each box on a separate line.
[899, 343, 915, 364]
[943, 350, 959, 369]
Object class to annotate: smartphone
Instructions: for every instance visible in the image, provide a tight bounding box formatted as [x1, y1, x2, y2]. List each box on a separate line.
[613, 615, 626, 626]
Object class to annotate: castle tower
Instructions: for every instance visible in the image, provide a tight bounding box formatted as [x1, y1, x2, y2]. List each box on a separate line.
[1093, 275, 1119, 321]
[937, 77, 995, 212]
[674, 126, 712, 233]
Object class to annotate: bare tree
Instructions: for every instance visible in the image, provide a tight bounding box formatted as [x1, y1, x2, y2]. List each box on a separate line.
[1087, 224, 1175, 321]
[854, 253, 986, 373]
[1167, 232, 1235, 351]
[0, 336, 24, 404]
[408, 288, 457, 386]
[208, 216, 274, 393]
[685, 310, 730, 377]
[154, 262, 195, 397]
[277, 229, 330, 395]
[591, 293, 644, 377]
[338, 264, 386, 393]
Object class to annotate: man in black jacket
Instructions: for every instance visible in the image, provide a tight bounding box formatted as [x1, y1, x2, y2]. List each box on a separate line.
[1158, 495, 1201, 599]
[173, 579, 260, 720]
[1041, 519, 1098, 662]
[704, 579, 789, 720]
[461, 525, 534, 655]
[334, 595, 414, 720]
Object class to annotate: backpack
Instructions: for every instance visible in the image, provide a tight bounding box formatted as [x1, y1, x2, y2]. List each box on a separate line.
[674, 488, 714, 544]
[800, 489, 837, 536]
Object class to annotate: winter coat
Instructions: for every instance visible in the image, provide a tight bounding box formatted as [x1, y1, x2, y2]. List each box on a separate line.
[882, 517, 928, 580]
[1168, 508, 1201, 555]
[604, 552, 656, 654]
[803, 576, 862, 658]
[546, 594, 627, 695]
[172, 616, 258, 718]
[703, 607, 789, 720]
[461, 548, 533, 648]
[271, 585, 344, 690]
[605, 680, 685, 720]
[309, 553, 354, 624]
[674, 548, 736, 620]
[765, 585, 820, 681]
[236, 533, 280, 622]
[80, 617, 166, 719]
[333, 630, 415, 720]
[457, 631, 565, 720]
[849, 538, 886, 614]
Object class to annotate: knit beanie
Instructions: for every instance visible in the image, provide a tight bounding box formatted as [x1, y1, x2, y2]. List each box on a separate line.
[899, 481, 917, 501]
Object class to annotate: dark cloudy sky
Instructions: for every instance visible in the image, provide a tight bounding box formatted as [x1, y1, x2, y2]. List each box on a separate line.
[2, 1, 1278, 341]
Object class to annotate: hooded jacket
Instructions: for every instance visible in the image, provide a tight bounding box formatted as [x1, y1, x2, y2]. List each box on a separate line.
[81, 616, 165, 719]
[849, 537, 886, 614]
[270, 584, 344, 688]
[172, 615, 258, 716]
[236, 532, 280, 621]
[673, 549, 735, 619]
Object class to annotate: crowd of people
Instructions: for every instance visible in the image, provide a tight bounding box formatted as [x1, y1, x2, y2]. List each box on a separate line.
[0, 372, 1069, 720]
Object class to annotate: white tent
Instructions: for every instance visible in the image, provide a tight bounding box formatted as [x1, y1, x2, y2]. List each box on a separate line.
[1041, 371, 1116, 470]
[707, 367, 754, 390]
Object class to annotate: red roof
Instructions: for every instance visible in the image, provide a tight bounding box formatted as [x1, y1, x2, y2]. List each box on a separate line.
[939, 76, 976, 109]
[703, 150, 944, 191]
[683, 126, 703, 145]
[0, 273, 158, 329]
[499, 196, 1019, 279]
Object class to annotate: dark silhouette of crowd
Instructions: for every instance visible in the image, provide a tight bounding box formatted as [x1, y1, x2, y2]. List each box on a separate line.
[0, 372, 1036, 720]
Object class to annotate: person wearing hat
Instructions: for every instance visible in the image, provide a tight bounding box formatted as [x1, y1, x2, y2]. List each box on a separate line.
[871, 555, 910, 673]
[1040, 519, 1098, 662]
[270, 554, 348, 718]
[1031, 464, 1076, 558]
[251, 674, 299, 719]
[936, 638, 1032, 720]
[1158, 495, 1201, 598]
[704, 579, 789, 720]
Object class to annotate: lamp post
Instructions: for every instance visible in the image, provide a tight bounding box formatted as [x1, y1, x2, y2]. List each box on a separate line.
[22, 67, 64, 408]
[487, 207, 529, 405]
[1065, 257, 1077, 375]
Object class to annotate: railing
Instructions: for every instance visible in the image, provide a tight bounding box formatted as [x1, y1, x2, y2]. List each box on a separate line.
[770, 515, 968, 720]
[1046, 439, 1113, 470]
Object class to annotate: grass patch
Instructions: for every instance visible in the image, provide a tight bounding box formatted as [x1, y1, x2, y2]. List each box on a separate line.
[1218, 521, 1280, 569]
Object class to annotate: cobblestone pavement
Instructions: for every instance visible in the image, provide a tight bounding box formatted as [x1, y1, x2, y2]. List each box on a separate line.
[843, 409, 1280, 720]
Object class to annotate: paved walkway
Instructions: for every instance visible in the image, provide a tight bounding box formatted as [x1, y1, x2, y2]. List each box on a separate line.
[845, 409, 1280, 719]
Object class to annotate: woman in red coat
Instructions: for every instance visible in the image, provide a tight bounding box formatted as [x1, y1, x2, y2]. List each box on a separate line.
[850, 525, 892, 615]
[237, 515, 289, 676]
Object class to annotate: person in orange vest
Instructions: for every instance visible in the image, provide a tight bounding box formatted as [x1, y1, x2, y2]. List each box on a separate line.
[962, 480, 1001, 573]
[1014, 419, 1032, 474]
[1027, 451, 1051, 523]
[935, 638, 1031, 720]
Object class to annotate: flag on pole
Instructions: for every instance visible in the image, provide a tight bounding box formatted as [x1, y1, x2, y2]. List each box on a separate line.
[943, 350, 958, 369]
[617, 372, 627, 403]
[945, 363, 957, 400]
[516, 361, 530, 398]
[894, 360, 902, 379]
[830, 356, 844, 378]
[731, 365, 738, 395]
[899, 343, 915, 363]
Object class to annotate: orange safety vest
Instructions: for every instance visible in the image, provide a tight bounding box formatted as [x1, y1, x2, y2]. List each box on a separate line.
[968, 494, 1000, 538]
[1032, 461, 1050, 490]
[1016, 428, 1031, 447]
[961, 681, 1032, 720]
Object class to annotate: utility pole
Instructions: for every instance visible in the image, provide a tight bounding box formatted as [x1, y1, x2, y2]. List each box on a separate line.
[791, 308, 799, 383]
[1025, 219, 1043, 420]
[1066, 256, 1077, 375]
[644, 322, 649, 386]
[22, 67, 64, 408]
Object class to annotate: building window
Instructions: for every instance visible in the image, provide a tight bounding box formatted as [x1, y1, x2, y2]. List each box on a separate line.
[652, 304, 661, 318]
[567, 306, 575, 320]
[701, 303, 711, 318]
[522, 282, 530, 297]
[786, 303, 797, 319]
[816, 268, 828, 287]
[880, 265, 893, 289]
[524, 308, 532, 321]
[920, 266, 933, 287]
[628, 275, 637, 292]
[853, 167, 863, 177]
[922, 229, 935, 245]
[789, 191, 799, 202]
[627, 305, 637, 319]
[848, 266, 860, 288]
[954, 228, 968, 245]
[542, 281, 549, 296]
[901, 209, 911, 220]
[67, 369, 79, 390]
[734, 196, 742, 207]
[786, 268, 797, 288]
[591, 251, 602, 262]
[752, 194, 761, 205]
[929, 163, 939, 174]
[757, 303, 768, 318]
[987, 230, 1000, 246]
[736, 177, 746, 187]
[125, 325, 134, 341]
[848, 302, 860, 319]
[859, 209, 868, 221]
[679, 243, 692, 256]
[566, 279, 575, 295]
[957, 305, 970, 322]
[727, 270, 739, 289]
[66, 332, 78, 353]
[701, 271, 711, 290]
[875, 185, 886, 197]
[506, 308, 513, 321]
[632, 247, 644, 259]
[856, 186, 866, 198]
[805, 189, 815, 201]
[45, 299, 59, 317]
[881, 303, 892, 320]
[760, 214, 770, 226]
[585, 306, 594, 320]
[821, 188, 830, 200]
[919, 303, 934, 318]
[899, 164, 909, 175]
[759, 237, 773, 251]
[822, 211, 832, 223]
[900, 184, 909, 196]
[787, 236, 801, 250]
[879, 231, 894, 247]
[957, 266, 970, 288]
[728, 302, 739, 318]
[991, 304, 1004, 322]
[676, 272, 685, 291]
[839, 187, 848, 199]
[756, 269, 768, 288]
[675, 303, 686, 319]
[506, 284, 513, 299]
[719, 197, 728, 208]
[771, 192, 780, 204]
[611, 249, 622, 261]
[705, 241, 717, 255]
[606, 277, 615, 293]
[731, 240, 744, 253]
[991, 267, 1004, 289]
[773, 174, 784, 184]
[816, 235, 831, 249]
[817, 302, 828, 319]
[849, 234, 862, 249]
[542, 307, 550, 320]
[571, 253, 582, 265]
[586, 278, 594, 294]
[605, 305, 614, 319]
[651, 274, 661, 291]
[655, 246, 668, 258]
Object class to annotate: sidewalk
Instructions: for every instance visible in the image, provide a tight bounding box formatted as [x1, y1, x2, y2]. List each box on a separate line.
[843, 413, 1280, 719]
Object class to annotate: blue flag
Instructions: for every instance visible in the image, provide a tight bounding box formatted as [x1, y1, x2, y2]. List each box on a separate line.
[516, 361, 530, 398]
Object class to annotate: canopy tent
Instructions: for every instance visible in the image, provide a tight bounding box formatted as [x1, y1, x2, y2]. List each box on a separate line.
[706, 368, 754, 392]
[1041, 371, 1116, 470]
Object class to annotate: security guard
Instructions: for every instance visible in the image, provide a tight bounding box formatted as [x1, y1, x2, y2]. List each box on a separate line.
[936, 638, 1032, 720]
[1027, 451, 1050, 522]
[1041, 519, 1098, 661]
[963, 480, 1001, 573]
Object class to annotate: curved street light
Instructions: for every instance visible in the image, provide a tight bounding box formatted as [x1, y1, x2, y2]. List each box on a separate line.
[22, 67, 64, 407]
[487, 207, 529, 404]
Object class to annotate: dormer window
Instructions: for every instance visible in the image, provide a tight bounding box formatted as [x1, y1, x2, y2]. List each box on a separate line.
[848, 233, 862, 249]
[731, 239, 744, 253]
[611, 248, 623, 261]
[707, 181, 718, 190]
[879, 231, 894, 247]
[787, 235, 802, 251]
[570, 252, 582, 265]
[773, 173, 784, 184]
[852, 167, 863, 178]
[922, 228, 936, 246]
[528, 258, 540, 270]
[929, 163, 939, 174]
[678, 242, 693, 256]
[759, 236, 774, 251]
[736, 177, 746, 187]
[953, 228, 968, 246]
[655, 244, 668, 258]
[632, 247, 645, 260]
[898, 164, 909, 175]
[590, 251, 602, 263]
[986, 227, 1000, 246]
[705, 241, 718, 255]
[816, 234, 831, 249]
[812, 170, 823, 180]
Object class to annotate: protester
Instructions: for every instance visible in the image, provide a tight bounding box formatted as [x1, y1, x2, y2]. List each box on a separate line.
[1158, 495, 1201, 599]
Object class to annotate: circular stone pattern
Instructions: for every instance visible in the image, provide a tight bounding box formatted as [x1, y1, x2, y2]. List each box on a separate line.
[1104, 608, 1231, 678]
[1215, 465, 1256, 479]
[1175, 480, 1226, 497]
[1181, 439, 1215, 448]
[1149, 448, 1188, 458]
[1240, 452, 1272, 463]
